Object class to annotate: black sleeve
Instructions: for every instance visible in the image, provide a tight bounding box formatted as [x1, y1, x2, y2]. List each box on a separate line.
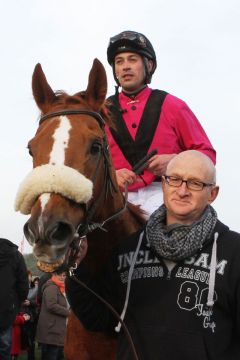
[65, 254, 121, 333]
[15, 251, 29, 303]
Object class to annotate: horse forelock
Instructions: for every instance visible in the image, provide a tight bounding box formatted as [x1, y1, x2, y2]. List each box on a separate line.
[43, 91, 86, 112]
[38, 90, 113, 128]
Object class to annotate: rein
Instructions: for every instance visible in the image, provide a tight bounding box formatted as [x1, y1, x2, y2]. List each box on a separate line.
[75, 149, 158, 237]
[69, 273, 139, 360]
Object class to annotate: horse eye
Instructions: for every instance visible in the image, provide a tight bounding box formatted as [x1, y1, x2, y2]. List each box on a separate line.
[90, 141, 102, 155]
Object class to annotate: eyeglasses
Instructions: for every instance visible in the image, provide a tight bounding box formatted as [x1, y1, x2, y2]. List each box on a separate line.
[163, 175, 214, 191]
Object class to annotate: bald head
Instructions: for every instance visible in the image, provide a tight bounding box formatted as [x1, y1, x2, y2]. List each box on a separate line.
[166, 150, 216, 184]
[163, 150, 219, 225]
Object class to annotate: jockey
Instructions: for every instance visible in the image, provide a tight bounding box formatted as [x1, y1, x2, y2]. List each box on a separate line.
[106, 30, 216, 215]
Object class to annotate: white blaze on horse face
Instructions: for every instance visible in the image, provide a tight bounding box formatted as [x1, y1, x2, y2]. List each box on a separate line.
[40, 193, 50, 212]
[49, 116, 72, 165]
[36, 116, 71, 220]
[38, 193, 51, 235]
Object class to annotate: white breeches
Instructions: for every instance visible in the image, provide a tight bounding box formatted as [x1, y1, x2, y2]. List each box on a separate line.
[127, 182, 163, 218]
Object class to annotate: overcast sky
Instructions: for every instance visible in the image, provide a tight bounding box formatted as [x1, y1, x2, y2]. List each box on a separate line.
[0, 0, 239, 253]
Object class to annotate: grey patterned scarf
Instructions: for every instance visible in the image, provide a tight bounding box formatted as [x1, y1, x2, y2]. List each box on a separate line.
[146, 204, 217, 261]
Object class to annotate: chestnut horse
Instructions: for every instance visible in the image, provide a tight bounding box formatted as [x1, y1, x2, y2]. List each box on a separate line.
[15, 59, 144, 359]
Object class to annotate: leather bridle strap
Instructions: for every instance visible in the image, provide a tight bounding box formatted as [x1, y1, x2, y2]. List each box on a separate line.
[40, 109, 105, 128]
[77, 183, 128, 236]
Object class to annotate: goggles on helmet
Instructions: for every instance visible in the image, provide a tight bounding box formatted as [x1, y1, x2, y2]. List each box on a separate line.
[109, 31, 148, 48]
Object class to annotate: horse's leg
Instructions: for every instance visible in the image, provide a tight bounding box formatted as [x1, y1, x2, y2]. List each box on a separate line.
[64, 312, 91, 360]
[64, 311, 117, 360]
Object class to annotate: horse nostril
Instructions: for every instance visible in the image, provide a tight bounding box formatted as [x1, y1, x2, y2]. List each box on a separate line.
[23, 221, 36, 246]
[48, 222, 75, 244]
[24, 219, 75, 247]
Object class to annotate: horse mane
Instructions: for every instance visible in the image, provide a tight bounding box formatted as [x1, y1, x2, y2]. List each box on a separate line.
[127, 202, 146, 225]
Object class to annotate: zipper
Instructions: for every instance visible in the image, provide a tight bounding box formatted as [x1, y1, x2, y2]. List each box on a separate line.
[167, 269, 172, 280]
[162, 259, 177, 280]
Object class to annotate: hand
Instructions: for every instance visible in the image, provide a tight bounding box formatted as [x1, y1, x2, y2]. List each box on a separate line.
[23, 313, 31, 321]
[116, 168, 137, 190]
[23, 299, 30, 306]
[147, 154, 176, 176]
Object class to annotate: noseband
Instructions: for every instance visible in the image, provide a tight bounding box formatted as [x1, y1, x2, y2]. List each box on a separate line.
[39, 108, 127, 236]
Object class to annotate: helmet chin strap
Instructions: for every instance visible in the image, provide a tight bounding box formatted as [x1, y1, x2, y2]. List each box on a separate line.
[114, 84, 120, 95]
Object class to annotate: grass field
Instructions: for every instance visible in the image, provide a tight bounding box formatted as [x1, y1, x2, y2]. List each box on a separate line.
[18, 345, 41, 360]
[18, 345, 66, 359]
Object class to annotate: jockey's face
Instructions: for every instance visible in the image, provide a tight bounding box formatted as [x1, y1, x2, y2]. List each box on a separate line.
[114, 52, 146, 92]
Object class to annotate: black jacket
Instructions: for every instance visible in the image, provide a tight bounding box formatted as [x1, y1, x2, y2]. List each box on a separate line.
[66, 221, 240, 360]
[0, 238, 29, 329]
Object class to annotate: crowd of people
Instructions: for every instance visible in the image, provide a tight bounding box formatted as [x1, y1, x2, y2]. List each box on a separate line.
[1, 30, 239, 360]
[0, 253, 69, 360]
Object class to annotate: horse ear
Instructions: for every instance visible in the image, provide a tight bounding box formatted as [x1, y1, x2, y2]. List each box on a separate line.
[32, 63, 56, 112]
[84, 59, 107, 111]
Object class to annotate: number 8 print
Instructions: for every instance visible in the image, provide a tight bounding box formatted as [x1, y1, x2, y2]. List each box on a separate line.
[177, 281, 199, 311]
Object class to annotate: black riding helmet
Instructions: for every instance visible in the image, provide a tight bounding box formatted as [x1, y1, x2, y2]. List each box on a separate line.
[107, 30, 157, 85]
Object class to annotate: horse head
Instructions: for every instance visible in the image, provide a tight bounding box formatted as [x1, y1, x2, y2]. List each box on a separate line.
[15, 59, 124, 272]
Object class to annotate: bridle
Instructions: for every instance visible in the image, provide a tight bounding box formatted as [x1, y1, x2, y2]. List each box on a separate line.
[40, 108, 128, 237]
[38, 108, 157, 360]
[40, 108, 139, 360]
[40, 108, 155, 239]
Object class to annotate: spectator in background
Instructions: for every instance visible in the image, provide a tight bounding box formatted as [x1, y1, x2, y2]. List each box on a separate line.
[0, 238, 28, 360]
[21, 271, 39, 360]
[11, 312, 31, 360]
[36, 273, 51, 308]
[33, 277, 39, 289]
[36, 266, 70, 360]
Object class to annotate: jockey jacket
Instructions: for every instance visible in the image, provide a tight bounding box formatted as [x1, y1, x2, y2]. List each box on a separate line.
[106, 86, 216, 191]
[66, 220, 240, 360]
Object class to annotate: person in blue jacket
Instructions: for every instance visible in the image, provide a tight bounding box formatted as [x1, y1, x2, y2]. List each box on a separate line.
[66, 150, 240, 360]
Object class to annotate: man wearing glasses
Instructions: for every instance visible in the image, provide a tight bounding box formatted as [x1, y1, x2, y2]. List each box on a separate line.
[105, 30, 216, 215]
[66, 150, 240, 359]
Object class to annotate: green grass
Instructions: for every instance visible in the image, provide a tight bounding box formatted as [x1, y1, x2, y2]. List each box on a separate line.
[18, 345, 41, 360]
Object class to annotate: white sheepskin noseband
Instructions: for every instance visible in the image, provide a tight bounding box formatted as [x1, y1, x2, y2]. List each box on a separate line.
[15, 164, 93, 215]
